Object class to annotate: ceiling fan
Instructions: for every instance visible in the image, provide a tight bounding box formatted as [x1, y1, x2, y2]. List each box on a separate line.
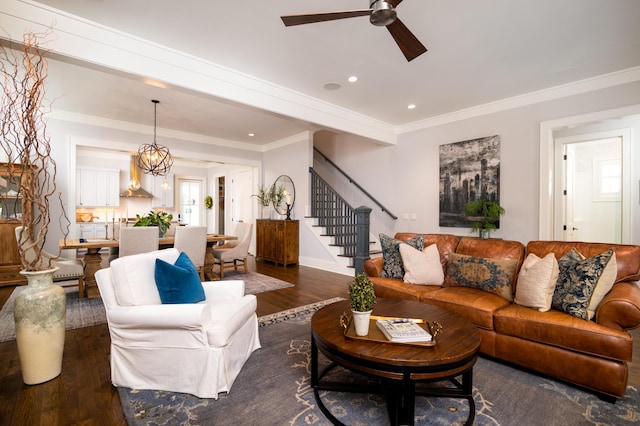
[281, 0, 427, 62]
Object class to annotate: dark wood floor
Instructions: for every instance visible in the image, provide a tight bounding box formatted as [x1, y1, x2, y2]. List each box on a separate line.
[0, 256, 639, 425]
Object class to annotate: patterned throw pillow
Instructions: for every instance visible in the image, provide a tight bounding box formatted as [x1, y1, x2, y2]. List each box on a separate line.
[551, 248, 614, 320]
[379, 234, 424, 278]
[444, 253, 518, 301]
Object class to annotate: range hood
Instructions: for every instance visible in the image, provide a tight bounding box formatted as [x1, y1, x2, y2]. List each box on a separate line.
[120, 155, 153, 198]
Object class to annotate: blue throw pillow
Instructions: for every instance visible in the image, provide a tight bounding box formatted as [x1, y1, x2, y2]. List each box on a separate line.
[155, 252, 205, 304]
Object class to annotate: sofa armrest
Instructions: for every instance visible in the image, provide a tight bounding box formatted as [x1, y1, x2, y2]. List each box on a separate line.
[202, 279, 245, 301]
[596, 281, 640, 330]
[364, 257, 383, 277]
[107, 303, 211, 329]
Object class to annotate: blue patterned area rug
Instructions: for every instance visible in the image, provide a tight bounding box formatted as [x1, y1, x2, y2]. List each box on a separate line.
[118, 301, 640, 425]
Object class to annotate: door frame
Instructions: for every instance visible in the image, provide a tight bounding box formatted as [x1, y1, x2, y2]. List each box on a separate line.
[539, 105, 638, 242]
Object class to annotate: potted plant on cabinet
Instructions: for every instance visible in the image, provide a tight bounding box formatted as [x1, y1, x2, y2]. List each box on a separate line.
[1, 32, 72, 384]
[464, 200, 505, 239]
[251, 184, 273, 219]
[349, 273, 376, 336]
[134, 210, 174, 237]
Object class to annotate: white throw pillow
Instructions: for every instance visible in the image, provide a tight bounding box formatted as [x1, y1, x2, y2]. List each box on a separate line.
[399, 243, 444, 285]
[514, 253, 559, 312]
[111, 248, 180, 306]
[586, 251, 617, 320]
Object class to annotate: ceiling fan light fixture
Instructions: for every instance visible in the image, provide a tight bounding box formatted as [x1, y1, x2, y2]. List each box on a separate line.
[370, 1, 396, 26]
[137, 99, 174, 177]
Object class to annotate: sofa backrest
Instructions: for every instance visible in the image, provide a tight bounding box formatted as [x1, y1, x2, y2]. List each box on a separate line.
[393, 233, 460, 268]
[526, 241, 640, 283]
[110, 248, 181, 306]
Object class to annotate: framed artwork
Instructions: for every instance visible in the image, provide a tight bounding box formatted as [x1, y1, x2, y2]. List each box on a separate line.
[439, 135, 500, 228]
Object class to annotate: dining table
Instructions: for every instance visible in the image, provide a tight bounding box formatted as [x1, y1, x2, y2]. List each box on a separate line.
[59, 233, 237, 298]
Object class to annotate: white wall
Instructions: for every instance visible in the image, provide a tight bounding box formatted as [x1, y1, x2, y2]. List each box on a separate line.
[315, 81, 640, 246]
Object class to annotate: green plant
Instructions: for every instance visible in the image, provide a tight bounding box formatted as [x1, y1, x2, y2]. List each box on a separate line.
[464, 200, 505, 232]
[349, 273, 376, 312]
[204, 195, 213, 209]
[251, 184, 273, 207]
[134, 210, 173, 236]
[271, 184, 286, 208]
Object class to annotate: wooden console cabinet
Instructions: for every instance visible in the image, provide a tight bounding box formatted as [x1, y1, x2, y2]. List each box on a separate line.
[256, 219, 299, 266]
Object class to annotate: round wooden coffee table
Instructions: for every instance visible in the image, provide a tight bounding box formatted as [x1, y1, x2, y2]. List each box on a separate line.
[311, 298, 481, 426]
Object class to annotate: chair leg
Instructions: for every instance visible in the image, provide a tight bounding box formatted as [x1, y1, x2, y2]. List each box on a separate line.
[198, 267, 205, 282]
[219, 261, 224, 279]
[78, 276, 85, 298]
[242, 258, 248, 274]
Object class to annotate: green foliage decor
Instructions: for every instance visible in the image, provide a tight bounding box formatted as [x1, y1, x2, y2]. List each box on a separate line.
[349, 273, 376, 312]
[251, 184, 273, 207]
[134, 210, 173, 236]
[204, 196, 213, 209]
[464, 200, 505, 232]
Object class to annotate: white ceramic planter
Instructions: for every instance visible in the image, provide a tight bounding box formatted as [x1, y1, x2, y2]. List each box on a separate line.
[14, 267, 66, 384]
[352, 310, 372, 336]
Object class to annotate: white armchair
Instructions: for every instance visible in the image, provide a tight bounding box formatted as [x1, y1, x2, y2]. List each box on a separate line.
[95, 248, 261, 399]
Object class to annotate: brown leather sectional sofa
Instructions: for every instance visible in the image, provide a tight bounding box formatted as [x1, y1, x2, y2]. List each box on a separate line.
[363, 233, 640, 400]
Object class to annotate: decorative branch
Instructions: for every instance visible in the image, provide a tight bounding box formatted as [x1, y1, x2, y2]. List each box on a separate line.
[0, 31, 70, 271]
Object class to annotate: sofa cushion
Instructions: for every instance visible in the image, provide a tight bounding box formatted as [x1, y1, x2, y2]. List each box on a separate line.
[379, 233, 424, 278]
[552, 248, 614, 320]
[110, 248, 181, 306]
[514, 253, 559, 312]
[400, 243, 444, 285]
[155, 252, 206, 304]
[422, 287, 510, 330]
[444, 253, 518, 301]
[494, 303, 632, 362]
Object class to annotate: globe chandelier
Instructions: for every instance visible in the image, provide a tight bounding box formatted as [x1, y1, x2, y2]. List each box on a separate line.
[137, 99, 173, 176]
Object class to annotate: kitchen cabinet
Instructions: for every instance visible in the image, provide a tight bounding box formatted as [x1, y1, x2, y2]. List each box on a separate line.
[77, 223, 107, 239]
[256, 219, 298, 266]
[151, 174, 174, 208]
[77, 168, 120, 207]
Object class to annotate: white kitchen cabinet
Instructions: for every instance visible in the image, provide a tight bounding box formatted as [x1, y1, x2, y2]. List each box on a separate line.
[77, 223, 107, 239]
[151, 174, 174, 208]
[77, 168, 120, 207]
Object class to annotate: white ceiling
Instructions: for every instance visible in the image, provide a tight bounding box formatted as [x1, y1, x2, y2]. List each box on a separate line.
[16, 0, 640, 147]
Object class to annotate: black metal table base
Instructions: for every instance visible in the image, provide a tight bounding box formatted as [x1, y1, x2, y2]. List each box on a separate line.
[311, 336, 476, 426]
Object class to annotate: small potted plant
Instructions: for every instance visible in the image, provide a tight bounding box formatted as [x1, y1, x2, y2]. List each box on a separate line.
[134, 210, 174, 237]
[464, 200, 505, 239]
[349, 273, 376, 336]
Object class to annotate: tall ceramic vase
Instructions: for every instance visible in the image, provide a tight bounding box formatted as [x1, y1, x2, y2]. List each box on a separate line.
[14, 267, 66, 385]
[352, 310, 372, 336]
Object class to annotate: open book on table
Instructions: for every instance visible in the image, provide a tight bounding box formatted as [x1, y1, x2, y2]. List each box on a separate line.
[376, 318, 432, 343]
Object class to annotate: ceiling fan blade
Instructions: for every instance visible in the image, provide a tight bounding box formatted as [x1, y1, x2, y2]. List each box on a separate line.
[386, 18, 427, 61]
[281, 10, 371, 27]
[387, 0, 404, 7]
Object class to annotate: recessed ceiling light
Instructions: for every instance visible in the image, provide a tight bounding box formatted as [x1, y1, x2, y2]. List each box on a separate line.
[348, 76, 358, 83]
[248, 133, 255, 137]
[323, 82, 341, 90]
[407, 104, 416, 109]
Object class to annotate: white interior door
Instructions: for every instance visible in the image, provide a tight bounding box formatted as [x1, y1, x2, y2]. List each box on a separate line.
[177, 178, 204, 226]
[230, 168, 253, 228]
[554, 133, 624, 243]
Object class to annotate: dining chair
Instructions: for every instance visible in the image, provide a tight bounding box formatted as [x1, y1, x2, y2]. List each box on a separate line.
[118, 226, 160, 258]
[173, 225, 207, 281]
[212, 222, 253, 279]
[15, 226, 87, 297]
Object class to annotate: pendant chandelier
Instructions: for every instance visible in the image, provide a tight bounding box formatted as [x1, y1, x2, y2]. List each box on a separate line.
[137, 99, 173, 176]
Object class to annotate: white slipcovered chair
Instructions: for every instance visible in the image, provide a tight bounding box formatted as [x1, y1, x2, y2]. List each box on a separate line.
[95, 248, 261, 399]
[213, 222, 253, 279]
[15, 226, 87, 297]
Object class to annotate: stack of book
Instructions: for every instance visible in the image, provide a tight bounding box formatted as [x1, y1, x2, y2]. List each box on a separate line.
[376, 318, 432, 343]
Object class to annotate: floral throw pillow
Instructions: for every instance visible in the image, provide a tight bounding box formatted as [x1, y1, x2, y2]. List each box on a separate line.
[379, 234, 424, 279]
[444, 253, 518, 301]
[551, 248, 614, 320]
